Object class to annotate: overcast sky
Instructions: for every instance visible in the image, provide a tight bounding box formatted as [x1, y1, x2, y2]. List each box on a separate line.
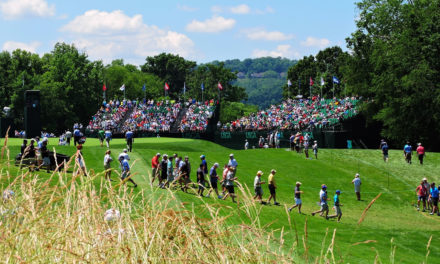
[0, 0, 359, 65]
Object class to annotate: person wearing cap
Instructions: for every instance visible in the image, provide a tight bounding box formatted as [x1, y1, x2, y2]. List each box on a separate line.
[98, 129, 105, 147]
[267, 169, 280, 206]
[312, 184, 329, 218]
[253, 171, 266, 203]
[423, 178, 432, 211]
[416, 143, 425, 165]
[151, 153, 161, 184]
[104, 129, 112, 148]
[244, 139, 249, 150]
[303, 134, 310, 159]
[180, 156, 191, 192]
[259, 136, 265, 148]
[327, 190, 342, 222]
[429, 182, 439, 216]
[381, 141, 389, 162]
[76, 144, 87, 176]
[119, 155, 137, 188]
[163, 156, 174, 188]
[207, 163, 221, 199]
[288, 182, 303, 213]
[200, 155, 208, 175]
[312, 140, 319, 159]
[41, 139, 50, 173]
[222, 167, 237, 203]
[289, 134, 295, 151]
[416, 180, 428, 212]
[125, 129, 134, 152]
[159, 154, 168, 188]
[196, 163, 207, 196]
[118, 149, 130, 164]
[103, 150, 113, 181]
[403, 141, 412, 164]
[352, 173, 362, 201]
[228, 154, 238, 176]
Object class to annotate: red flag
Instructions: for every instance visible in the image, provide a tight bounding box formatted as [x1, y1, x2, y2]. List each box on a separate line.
[310, 77, 314, 86]
[102, 83, 107, 91]
[164, 82, 170, 91]
[218, 82, 223, 90]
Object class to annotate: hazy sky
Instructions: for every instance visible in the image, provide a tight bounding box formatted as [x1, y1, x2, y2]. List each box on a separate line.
[0, 0, 359, 65]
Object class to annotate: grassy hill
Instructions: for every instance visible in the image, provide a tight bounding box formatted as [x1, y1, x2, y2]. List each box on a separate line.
[1, 137, 439, 263]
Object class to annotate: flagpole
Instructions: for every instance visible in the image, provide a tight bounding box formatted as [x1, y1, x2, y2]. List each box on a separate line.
[298, 79, 300, 96]
[333, 81, 335, 99]
[309, 84, 312, 99]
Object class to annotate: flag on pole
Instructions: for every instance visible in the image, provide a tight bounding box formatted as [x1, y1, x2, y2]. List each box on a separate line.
[201, 83, 204, 91]
[287, 79, 292, 87]
[218, 82, 223, 90]
[320, 77, 325, 86]
[332, 76, 340, 84]
[164, 82, 170, 91]
[103, 84, 107, 91]
[119, 84, 125, 91]
[142, 84, 146, 91]
[310, 77, 314, 86]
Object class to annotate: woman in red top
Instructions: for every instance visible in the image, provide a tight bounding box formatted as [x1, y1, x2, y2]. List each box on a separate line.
[416, 143, 425, 165]
[416, 180, 428, 211]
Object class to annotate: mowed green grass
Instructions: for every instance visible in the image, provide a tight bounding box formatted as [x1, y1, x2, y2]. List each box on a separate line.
[2, 137, 440, 263]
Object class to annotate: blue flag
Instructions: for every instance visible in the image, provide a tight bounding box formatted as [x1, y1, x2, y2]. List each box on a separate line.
[142, 84, 146, 91]
[201, 83, 204, 91]
[332, 76, 340, 84]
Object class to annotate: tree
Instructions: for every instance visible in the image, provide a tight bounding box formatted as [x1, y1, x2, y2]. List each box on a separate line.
[285, 55, 317, 98]
[141, 53, 196, 98]
[346, 0, 440, 148]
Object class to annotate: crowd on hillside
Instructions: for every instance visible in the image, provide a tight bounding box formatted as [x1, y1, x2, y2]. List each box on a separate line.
[87, 99, 134, 132]
[221, 97, 359, 131]
[179, 100, 216, 132]
[121, 100, 181, 133]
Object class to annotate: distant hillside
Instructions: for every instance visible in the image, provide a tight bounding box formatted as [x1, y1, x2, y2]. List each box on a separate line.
[210, 57, 297, 109]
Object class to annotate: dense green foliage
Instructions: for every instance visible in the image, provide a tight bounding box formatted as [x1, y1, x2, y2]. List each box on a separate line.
[212, 57, 295, 76]
[344, 0, 440, 148]
[285, 46, 349, 99]
[219, 101, 258, 123]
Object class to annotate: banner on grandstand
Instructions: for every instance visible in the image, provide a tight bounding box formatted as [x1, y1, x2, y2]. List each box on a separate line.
[218, 82, 223, 90]
[164, 82, 170, 91]
[103, 84, 107, 91]
[333, 76, 340, 84]
[119, 84, 125, 91]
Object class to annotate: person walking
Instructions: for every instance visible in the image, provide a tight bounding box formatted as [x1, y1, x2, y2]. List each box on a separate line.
[118, 149, 130, 163]
[416, 143, 425, 165]
[196, 164, 206, 197]
[312, 184, 329, 218]
[228, 154, 238, 176]
[416, 180, 428, 212]
[423, 178, 432, 211]
[327, 190, 342, 222]
[381, 141, 389, 162]
[288, 182, 303, 213]
[73, 128, 81, 146]
[103, 150, 113, 181]
[244, 140, 249, 150]
[125, 129, 134, 152]
[151, 153, 161, 184]
[207, 163, 222, 199]
[312, 140, 319, 159]
[403, 141, 412, 164]
[222, 167, 237, 203]
[104, 129, 112, 148]
[119, 156, 137, 187]
[253, 171, 265, 203]
[65, 130, 72, 146]
[352, 173, 362, 201]
[304, 134, 310, 159]
[98, 129, 105, 147]
[160, 154, 169, 188]
[164, 156, 174, 188]
[267, 169, 280, 206]
[429, 182, 439, 216]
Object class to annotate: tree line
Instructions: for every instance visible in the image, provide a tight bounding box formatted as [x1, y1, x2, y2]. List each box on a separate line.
[0, 44, 248, 132]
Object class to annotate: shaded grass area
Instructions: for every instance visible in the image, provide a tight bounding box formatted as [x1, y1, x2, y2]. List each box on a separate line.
[2, 137, 440, 263]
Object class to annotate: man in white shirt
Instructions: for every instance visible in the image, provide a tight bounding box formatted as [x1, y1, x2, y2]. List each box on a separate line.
[312, 184, 329, 218]
[228, 154, 238, 176]
[253, 171, 265, 203]
[352, 173, 362, 201]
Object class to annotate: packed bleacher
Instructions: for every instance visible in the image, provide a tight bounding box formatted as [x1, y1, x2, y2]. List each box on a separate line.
[222, 97, 360, 131]
[87, 99, 134, 132]
[121, 100, 181, 133]
[179, 100, 217, 132]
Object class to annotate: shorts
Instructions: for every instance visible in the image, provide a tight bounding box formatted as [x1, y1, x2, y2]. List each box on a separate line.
[294, 198, 302, 205]
[254, 186, 262, 196]
[121, 171, 130, 180]
[198, 180, 206, 190]
[268, 184, 276, 195]
[43, 157, 50, 166]
[335, 205, 342, 215]
[226, 185, 235, 194]
[36, 152, 43, 161]
[432, 197, 439, 207]
[383, 154, 388, 158]
[161, 172, 167, 180]
[78, 158, 85, 168]
[210, 178, 218, 188]
[104, 164, 111, 170]
[152, 168, 158, 177]
[354, 186, 361, 193]
[321, 204, 329, 211]
[418, 196, 426, 202]
[167, 172, 174, 182]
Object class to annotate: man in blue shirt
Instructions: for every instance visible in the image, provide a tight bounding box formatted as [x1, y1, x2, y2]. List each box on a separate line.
[381, 142, 389, 162]
[119, 156, 137, 187]
[207, 163, 221, 199]
[327, 190, 342, 222]
[403, 141, 412, 164]
[200, 155, 208, 175]
[125, 130, 134, 152]
[73, 128, 81, 146]
[429, 182, 439, 216]
[105, 129, 112, 148]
